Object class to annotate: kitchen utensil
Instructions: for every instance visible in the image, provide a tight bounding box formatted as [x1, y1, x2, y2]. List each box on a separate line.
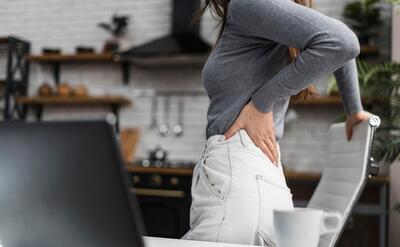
[159, 96, 170, 136]
[149, 95, 159, 129]
[149, 145, 168, 162]
[173, 96, 184, 137]
[120, 128, 140, 162]
[274, 208, 342, 247]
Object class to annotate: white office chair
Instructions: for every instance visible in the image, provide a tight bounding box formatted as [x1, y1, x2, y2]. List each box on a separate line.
[307, 116, 381, 247]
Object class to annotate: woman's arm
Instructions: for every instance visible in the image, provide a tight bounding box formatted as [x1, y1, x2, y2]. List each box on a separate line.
[229, 0, 361, 113]
[333, 58, 364, 115]
[224, 0, 363, 164]
[334, 58, 371, 140]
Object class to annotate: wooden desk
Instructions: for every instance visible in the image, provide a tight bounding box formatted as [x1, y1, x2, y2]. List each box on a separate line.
[143, 236, 254, 247]
[16, 96, 131, 132]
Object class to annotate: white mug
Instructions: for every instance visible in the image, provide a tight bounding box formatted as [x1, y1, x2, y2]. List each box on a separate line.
[273, 207, 342, 247]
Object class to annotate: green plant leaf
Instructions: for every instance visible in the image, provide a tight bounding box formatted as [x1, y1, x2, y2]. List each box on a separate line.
[391, 96, 400, 126]
[342, 0, 383, 38]
[356, 59, 400, 164]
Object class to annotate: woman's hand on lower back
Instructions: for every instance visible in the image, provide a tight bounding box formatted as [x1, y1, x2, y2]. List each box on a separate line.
[223, 100, 279, 166]
[346, 110, 375, 141]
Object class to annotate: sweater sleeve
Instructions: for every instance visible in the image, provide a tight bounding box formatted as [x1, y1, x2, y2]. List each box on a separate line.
[229, 0, 361, 113]
[333, 58, 364, 115]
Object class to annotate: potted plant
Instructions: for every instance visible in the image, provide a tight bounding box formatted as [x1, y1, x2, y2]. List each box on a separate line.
[98, 14, 130, 53]
[342, 0, 383, 45]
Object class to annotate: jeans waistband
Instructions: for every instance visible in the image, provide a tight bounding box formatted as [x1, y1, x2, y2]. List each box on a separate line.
[205, 129, 280, 154]
[205, 129, 268, 151]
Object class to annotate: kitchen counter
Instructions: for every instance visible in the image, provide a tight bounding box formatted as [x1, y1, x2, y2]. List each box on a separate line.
[124, 164, 389, 184]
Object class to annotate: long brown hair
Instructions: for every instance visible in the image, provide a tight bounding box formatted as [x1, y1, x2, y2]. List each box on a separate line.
[192, 0, 319, 102]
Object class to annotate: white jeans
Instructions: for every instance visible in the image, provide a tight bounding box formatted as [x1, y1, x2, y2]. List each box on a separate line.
[182, 129, 294, 246]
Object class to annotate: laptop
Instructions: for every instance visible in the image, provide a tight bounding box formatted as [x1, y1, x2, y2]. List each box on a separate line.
[0, 121, 145, 247]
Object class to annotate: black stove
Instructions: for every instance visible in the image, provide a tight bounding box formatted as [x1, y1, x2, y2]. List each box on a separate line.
[132, 159, 196, 169]
[128, 158, 195, 239]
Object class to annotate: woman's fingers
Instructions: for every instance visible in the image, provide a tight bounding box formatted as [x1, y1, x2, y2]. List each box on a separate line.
[255, 139, 276, 165]
[267, 130, 278, 153]
[345, 111, 374, 141]
[223, 123, 240, 140]
[225, 101, 279, 166]
[346, 125, 353, 141]
[264, 136, 279, 165]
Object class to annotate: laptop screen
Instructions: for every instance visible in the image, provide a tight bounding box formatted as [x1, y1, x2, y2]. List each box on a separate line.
[0, 121, 145, 247]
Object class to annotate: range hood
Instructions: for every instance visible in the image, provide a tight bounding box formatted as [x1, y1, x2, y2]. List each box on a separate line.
[120, 0, 211, 61]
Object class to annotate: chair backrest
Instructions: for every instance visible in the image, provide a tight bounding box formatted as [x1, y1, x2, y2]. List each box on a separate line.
[307, 116, 381, 247]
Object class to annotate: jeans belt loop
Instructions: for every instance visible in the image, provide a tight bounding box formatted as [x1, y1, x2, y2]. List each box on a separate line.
[200, 154, 208, 169]
[202, 143, 208, 157]
[239, 129, 249, 147]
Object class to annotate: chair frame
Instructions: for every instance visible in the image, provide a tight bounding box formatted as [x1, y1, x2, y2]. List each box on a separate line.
[330, 116, 381, 247]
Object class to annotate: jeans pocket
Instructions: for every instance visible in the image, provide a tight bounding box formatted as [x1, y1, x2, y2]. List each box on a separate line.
[200, 149, 231, 200]
[255, 174, 294, 246]
[257, 231, 277, 247]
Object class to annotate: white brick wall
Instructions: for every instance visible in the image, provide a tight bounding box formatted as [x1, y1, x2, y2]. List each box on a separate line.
[0, 0, 392, 171]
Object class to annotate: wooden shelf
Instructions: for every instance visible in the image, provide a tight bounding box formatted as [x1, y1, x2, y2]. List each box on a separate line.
[27, 53, 207, 64]
[124, 164, 389, 184]
[0, 37, 9, 44]
[290, 95, 389, 107]
[360, 45, 379, 57]
[27, 53, 116, 62]
[289, 95, 343, 106]
[27, 53, 129, 85]
[125, 166, 194, 176]
[124, 54, 208, 67]
[15, 95, 131, 107]
[0, 80, 4, 93]
[15, 95, 131, 132]
[0, 81, 4, 95]
[27, 53, 208, 84]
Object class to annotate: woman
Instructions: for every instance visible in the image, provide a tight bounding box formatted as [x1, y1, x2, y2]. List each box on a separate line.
[182, 0, 373, 245]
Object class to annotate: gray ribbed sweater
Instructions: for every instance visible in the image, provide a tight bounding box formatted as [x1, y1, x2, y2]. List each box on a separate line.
[203, 0, 364, 140]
